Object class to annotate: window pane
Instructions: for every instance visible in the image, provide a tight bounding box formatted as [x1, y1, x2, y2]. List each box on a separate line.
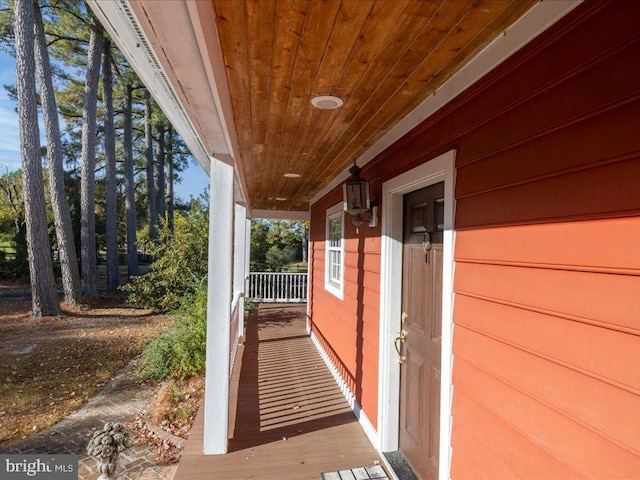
[328, 250, 341, 284]
[325, 207, 343, 295]
[329, 216, 342, 247]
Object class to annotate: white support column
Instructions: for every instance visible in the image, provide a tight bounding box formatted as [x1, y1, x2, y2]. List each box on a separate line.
[234, 204, 247, 338]
[245, 218, 251, 288]
[204, 157, 234, 455]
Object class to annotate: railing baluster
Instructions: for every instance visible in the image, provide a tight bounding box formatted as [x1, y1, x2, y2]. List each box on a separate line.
[269, 273, 273, 303]
[246, 272, 307, 303]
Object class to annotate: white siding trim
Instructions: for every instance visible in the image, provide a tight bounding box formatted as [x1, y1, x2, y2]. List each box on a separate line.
[378, 150, 456, 480]
[309, 330, 378, 447]
[203, 157, 234, 455]
[309, 0, 580, 207]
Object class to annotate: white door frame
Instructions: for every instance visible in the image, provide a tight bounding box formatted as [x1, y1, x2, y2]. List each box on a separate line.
[377, 150, 456, 480]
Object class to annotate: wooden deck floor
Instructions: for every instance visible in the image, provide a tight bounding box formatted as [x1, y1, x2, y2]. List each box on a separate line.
[174, 304, 384, 480]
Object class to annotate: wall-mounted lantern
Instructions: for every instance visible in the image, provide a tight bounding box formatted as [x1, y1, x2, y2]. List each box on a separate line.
[343, 160, 378, 230]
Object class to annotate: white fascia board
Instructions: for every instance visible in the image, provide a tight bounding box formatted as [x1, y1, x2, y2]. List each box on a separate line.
[309, 0, 582, 207]
[87, 0, 216, 176]
[251, 209, 310, 221]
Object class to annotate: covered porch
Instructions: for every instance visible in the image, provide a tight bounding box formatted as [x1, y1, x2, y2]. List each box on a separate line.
[175, 304, 386, 480]
[83, 1, 628, 479]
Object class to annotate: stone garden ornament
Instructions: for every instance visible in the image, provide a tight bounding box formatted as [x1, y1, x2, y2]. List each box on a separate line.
[87, 422, 133, 480]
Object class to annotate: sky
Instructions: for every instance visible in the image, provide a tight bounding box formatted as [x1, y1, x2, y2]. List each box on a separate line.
[0, 49, 209, 203]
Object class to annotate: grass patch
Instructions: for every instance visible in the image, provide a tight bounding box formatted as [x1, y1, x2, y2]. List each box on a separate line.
[283, 262, 308, 273]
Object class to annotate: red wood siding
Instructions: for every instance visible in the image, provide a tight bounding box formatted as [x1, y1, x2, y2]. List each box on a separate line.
[308, 1, 640, 475]
[309, 200, 382, 427]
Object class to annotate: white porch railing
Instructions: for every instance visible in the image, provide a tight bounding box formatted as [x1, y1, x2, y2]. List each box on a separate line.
[246, 272, 308, 303]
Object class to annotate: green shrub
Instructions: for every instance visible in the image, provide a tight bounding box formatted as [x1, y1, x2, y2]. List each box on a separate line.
[264, 244, 297, 272]
[123, 203, 209, 312]
[138, 282, 208, 381]
[0, 257, 30, 279]
[244, 297, 258, 315]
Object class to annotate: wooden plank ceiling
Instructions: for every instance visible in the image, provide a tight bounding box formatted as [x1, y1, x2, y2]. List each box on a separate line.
[211, 0, 535, 213]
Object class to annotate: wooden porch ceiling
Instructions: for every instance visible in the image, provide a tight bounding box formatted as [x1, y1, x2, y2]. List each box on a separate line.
[213, 0, 535, 212]
[123, 0, 535, 213]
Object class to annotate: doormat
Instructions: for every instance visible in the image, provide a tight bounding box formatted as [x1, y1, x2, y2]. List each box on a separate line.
[321, 465, 389, 479]
[382, 451, 419, 480]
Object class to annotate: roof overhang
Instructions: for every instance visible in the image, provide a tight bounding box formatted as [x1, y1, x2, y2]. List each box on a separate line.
[88, 0, 581, 219]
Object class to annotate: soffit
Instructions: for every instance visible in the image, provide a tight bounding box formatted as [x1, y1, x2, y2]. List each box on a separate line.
[97, 0, 540, 213]
[211, 0, 536, 212]
[126, 1, 232, 160]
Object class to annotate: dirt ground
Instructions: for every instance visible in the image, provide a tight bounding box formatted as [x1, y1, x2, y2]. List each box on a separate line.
[0, 279, 171, 447]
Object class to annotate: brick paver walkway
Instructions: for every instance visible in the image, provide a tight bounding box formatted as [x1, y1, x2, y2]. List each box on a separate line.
[0, 360, 176, 480]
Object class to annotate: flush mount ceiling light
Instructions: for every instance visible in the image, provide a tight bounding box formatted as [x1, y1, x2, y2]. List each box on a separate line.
[284, 173, 301, 178]
[311, 95, 343, 109]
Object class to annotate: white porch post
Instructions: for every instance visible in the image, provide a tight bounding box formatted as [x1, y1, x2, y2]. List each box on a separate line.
[204, 157, 234, 455]
[245, 218, 251, 292]
[234, 204, 247, 337]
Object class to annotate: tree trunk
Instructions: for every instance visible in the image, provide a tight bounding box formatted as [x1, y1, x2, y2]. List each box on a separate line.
[33, 0, 82, 305]
[154, 123, 165, 226]
[144, 91, 156, 242]
[80, 16, 103, 298]
[123, 84, 138, 277]
[102, 39, 118, 293]
[15, 0, 60, 317]
[166, 124, 174, 233]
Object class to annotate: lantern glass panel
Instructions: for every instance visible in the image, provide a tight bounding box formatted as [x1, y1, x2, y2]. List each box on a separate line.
[345, 181, 370, 215]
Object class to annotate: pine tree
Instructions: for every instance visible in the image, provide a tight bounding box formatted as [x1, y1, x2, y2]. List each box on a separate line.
[14, 0, 60, 316]
[34, 0, 82, 304]
[154, 123, 165, 224]
[166, 124, 174, 232]
[80, 13, 103, 298]
[144, 90, 156, 242]
[102, 37, 118, 293]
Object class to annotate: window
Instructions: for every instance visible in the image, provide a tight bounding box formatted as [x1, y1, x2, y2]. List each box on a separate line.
[325, 203, 344, 299]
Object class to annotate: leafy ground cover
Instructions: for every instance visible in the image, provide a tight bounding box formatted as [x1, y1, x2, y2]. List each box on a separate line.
[0, 284, 171, 447]
[132, 376, 204, 464]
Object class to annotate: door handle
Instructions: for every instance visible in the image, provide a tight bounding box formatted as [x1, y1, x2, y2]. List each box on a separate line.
[394, 328, 407, 364]
[423, 232, 432, 264]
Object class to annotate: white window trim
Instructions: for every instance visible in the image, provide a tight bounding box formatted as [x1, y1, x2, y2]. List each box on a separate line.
[324, 203, 344, 300]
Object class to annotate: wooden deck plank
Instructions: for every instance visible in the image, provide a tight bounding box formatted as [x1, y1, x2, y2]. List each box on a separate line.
[175, 304, 384, 480]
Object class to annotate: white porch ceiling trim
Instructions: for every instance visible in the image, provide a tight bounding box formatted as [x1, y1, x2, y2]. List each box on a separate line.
[309, 0, 582, 207]
[87, 0, 212, 173]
